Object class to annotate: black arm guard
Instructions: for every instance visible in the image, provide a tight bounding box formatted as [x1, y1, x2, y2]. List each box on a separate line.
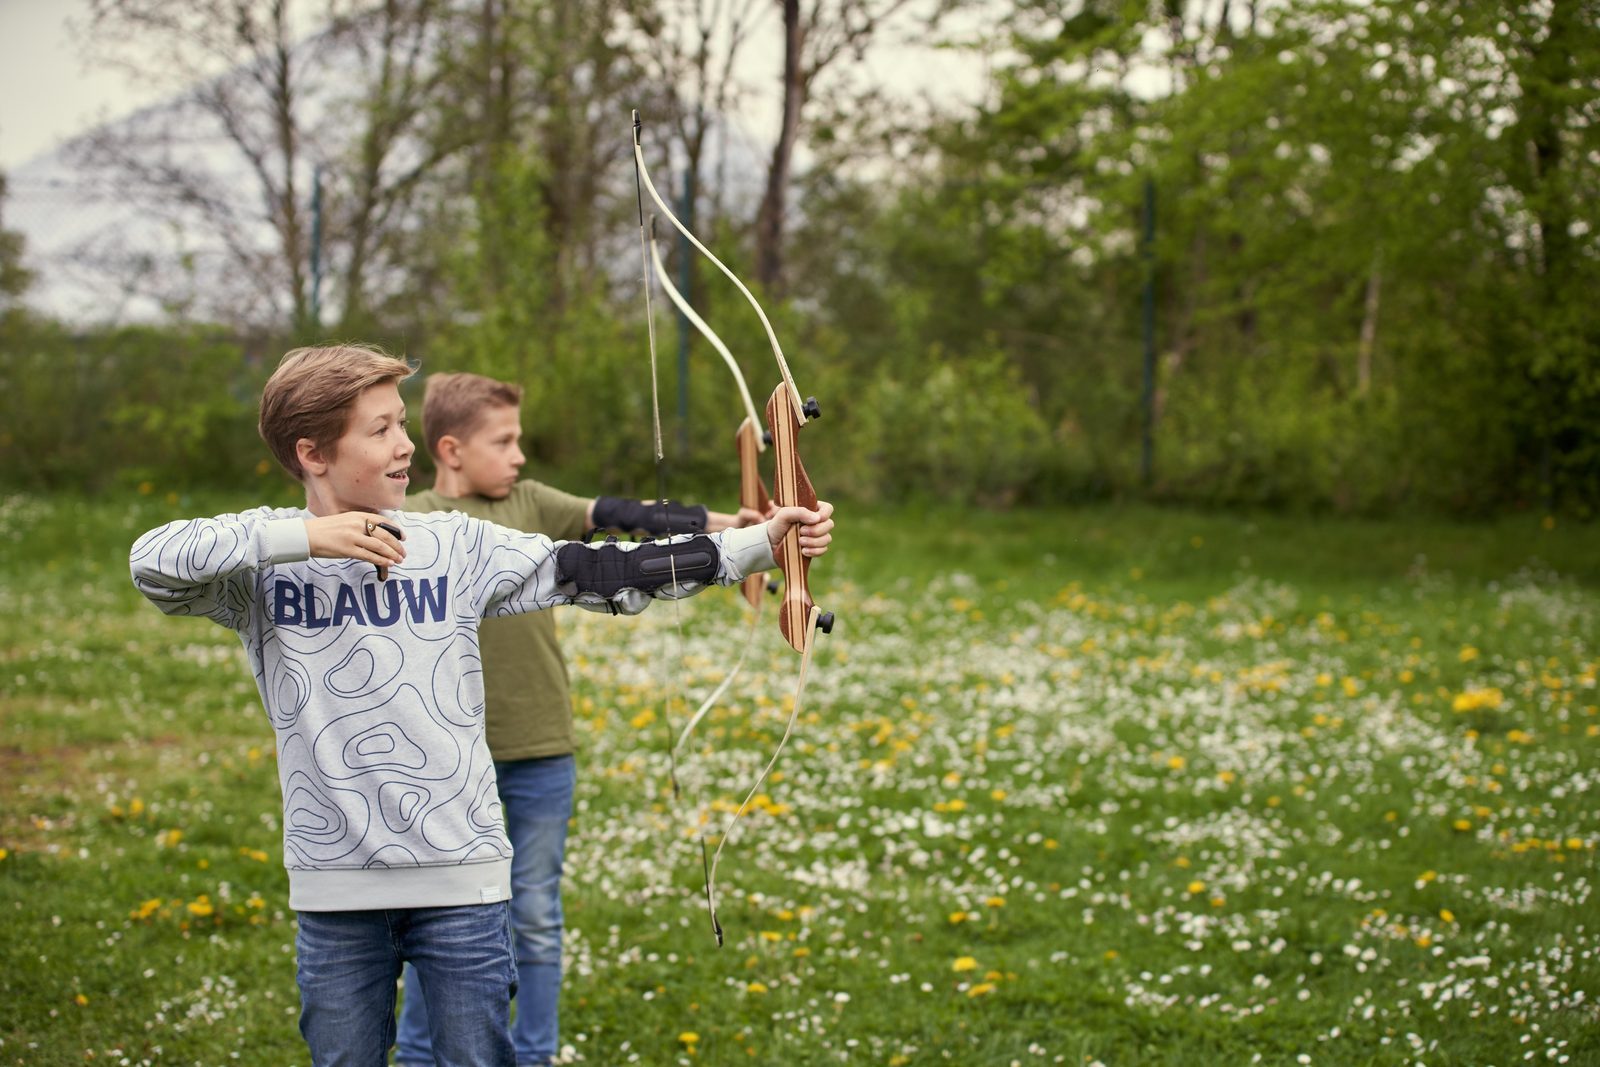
[555, 535, 718, 598]
[591, 496, 709, 535]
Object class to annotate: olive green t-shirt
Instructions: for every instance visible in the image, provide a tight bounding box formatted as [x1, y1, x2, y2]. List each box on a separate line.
[407, 480, 591, 760]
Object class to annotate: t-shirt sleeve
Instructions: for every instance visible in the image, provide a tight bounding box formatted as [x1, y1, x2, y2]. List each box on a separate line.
[524, 480, 592, 542]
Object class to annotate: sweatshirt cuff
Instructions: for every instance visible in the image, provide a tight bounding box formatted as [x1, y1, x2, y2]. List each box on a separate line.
[718, 523, 777, 581]
[264, 518, 311, 564]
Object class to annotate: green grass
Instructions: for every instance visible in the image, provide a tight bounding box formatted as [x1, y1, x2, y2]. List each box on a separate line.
[2, 493, 1597, 1066]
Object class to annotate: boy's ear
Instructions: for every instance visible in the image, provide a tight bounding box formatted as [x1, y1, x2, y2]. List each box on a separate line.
[295, 437, 329, 477]
[435, 434, 462, 470]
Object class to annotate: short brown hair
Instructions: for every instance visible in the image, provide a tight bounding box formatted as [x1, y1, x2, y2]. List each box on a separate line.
[259, 344, 416, 481]
[422, 373, 523, 459]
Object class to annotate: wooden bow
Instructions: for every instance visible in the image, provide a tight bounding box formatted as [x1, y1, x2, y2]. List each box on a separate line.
[632, 110, 834, 945]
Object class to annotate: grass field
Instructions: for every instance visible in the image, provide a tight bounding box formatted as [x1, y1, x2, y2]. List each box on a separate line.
[2, 493, 1597, 1066]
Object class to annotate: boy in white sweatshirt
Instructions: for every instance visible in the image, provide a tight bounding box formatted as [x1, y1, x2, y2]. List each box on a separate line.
[129, 344, 834, 1065]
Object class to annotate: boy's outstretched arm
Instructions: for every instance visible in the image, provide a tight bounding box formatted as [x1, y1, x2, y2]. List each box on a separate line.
[583, 497, 769, 537]
[472, 502, 834, 619]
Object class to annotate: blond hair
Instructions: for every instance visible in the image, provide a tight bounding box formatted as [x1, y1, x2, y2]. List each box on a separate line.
[421, 372, 524, 459]
[259, 344, 416, 481]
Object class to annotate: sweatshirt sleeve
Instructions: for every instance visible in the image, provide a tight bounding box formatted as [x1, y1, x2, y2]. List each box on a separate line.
[463, 518, 778, 620]
[129, 508, 309, 631]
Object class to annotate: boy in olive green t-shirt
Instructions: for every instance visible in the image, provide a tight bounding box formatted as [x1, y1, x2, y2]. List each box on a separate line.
[398, 373, 758, 1067]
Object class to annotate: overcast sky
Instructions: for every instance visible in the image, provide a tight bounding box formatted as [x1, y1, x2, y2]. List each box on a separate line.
[0, 0, 170, 171]
[1, 0, 991, 174]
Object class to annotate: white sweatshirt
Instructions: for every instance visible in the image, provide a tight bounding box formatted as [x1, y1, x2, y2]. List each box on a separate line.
[129, 506, 775, 911]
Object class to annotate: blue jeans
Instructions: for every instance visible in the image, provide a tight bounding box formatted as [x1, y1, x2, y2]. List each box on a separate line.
[396, 755, 575, 1067]
[296, 902, 515, 1067]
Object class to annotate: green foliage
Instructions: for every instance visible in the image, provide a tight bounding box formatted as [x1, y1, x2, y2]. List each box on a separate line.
[843, 350, 1051, 505]
[0, 172, 30, 306]
[415, 149, 663, 496]
[0, 320, 278, 493]
[11, 2, 1598, 515]
[783, 0, 1599, 515]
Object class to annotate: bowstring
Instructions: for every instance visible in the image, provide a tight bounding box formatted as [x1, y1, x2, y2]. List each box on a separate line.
[635, 121, 722, 938]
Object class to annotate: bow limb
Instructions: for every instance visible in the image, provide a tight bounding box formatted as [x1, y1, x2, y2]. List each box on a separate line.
[632, 121, 808, 422]
[703, 601, 821, 910]
[649, 230, 767, 449]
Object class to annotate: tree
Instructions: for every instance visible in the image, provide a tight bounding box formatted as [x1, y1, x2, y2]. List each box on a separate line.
[753, 0, 931, 293]
[0, 173, 33, 308]
[75, 0, 454, 331]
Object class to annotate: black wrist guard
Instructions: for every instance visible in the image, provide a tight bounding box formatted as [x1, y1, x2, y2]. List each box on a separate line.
[591, 496, 709, 535]
[556, 535, 718, 598]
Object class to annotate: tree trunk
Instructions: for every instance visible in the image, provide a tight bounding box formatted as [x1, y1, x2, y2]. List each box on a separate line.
[755, 0, 803, 294]
[1356, 252, 1381, 395]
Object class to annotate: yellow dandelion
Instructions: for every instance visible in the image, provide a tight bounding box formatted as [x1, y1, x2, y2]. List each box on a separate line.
[186, 897, 214, 917]
[1440, 909, 1455, 923]
[678, 1032, 700, 1045]
[0, 848, 8, 862]
[967, 982, 996, 997]
[759, 931, 782, 942]
[792, 947, 810, 958]
[985, 896, 1006, 908]
[1166, 755, 1186, 771]
[952, 957, 979, 972]
[747, 981, 768, 994]
[948, 911, 969, 924]
[1186, 880, 1206, 895]
[1453, 819, 1472, 832]
[1103, 949, 1118, 960]
[75, 994, 89, 1006]
[1459, 646, 1479, 662]
[1567, 838, 1584, 850]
